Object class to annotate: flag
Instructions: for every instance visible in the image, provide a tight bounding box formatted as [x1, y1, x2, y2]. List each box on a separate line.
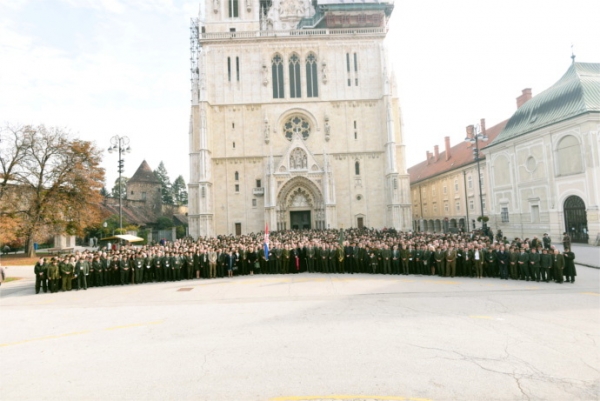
[263, 222, 269, 261]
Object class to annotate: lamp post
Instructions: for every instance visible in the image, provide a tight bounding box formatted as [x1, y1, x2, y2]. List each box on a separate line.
[465, 123, 488, 233]
[107, 136, 131, 233]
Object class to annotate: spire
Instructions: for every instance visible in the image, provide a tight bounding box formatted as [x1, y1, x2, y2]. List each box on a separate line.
[571, 44, 576, 65]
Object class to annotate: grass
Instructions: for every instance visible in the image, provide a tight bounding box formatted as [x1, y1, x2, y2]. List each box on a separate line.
[0, 254, 39, 266]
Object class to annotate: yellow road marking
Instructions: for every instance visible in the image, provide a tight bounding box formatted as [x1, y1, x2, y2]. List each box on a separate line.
[581, 292, 600, 296]
[469, 315, 493, 320]
[271, 396, 432, 401]
[0, 331, 90, 348]
[0, 321, 164, 348]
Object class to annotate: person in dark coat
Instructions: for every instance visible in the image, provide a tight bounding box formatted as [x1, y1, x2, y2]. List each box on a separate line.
[563, 248, 577, 283]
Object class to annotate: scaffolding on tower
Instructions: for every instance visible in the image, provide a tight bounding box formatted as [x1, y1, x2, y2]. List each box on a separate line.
[190, 18, 200, 102]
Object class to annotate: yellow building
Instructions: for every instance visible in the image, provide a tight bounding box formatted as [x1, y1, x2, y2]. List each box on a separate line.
[408, 119, 507, 233]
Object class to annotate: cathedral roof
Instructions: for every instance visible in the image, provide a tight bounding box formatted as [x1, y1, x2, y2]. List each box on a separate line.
[408, 119, 508, 185]
[491, 62, 600, 146]
[128, 160, 160, 184]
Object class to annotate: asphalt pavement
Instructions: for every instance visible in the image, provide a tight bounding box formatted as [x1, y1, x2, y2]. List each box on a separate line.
[1, 268, 599, 401]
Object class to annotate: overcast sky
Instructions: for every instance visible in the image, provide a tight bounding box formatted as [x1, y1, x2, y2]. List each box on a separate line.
[1, 0, 599, 189]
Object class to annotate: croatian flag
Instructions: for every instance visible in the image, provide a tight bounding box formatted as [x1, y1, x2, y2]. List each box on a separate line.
[263, 222, 269, 261]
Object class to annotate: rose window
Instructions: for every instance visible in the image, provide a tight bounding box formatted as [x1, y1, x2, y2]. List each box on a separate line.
[284, 116, 310, 141]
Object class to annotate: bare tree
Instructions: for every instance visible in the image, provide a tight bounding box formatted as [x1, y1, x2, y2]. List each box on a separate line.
[1, 124, 106, 256]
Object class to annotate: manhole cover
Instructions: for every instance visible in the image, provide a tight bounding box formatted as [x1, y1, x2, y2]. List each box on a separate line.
[177, 288, 193, 292]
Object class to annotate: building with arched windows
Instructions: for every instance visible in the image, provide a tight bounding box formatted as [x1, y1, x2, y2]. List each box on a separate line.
[485, 62, 600, 244]
[187, 0, 411, 236]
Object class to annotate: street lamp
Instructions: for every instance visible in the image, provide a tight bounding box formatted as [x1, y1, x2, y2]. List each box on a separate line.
[465, 123, 488, 233]
[107, 136, 131, 233]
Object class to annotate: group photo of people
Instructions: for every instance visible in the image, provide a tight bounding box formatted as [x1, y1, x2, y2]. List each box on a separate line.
[31, 228, 578, 294]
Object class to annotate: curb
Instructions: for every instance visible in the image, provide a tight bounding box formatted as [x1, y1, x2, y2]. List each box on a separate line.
[576, 263, 599, 269]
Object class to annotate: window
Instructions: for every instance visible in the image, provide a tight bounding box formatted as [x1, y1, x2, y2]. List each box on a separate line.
[289, 54, 301, 98]
[393, 179, 397, 189]
[454, 179, 459, 192]
[201, 187, 206, 198]
[232, 141, 235, 148]
[443, 185, 447, 194]
[236, 56, 240, 81]
[469, 199, 474, 210]
[531, 205, 540, 223]
[355, 161, 360, 175]
[455, 201, 460, 212]
[557, 135, 583, 175]
[227, 57, 231, 81]
[467, 175, 473, 189]
[482, 197, 486, 211]
[444, 201, 449, 213]
[252, 199, 257, 207]
[272, 54, 284, 99]
[228, 0, 238, 17]
[501, 207, 509, 222]
[479, 171, 485, 190]
[284, 115, 311, 141]
[235, 184, 240, 192]
[306, 53, 318, 97]
[142, 192, 146, 200]
[432, 187, 436, 197]
[433, 203, 438, 213]
[346, 53, 351, 86]
[354, 52, 358, 85]
[130, 190, 134, 195]
[234, 171, 239, 181]
[423, 206, 428, 215]
[256, 179, 262, 188]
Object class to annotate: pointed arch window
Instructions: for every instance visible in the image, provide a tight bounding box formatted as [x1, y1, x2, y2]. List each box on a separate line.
[355, 161, 360, 175]
[289, 54, 301, 98]
[272, 54, 284, 99]
[234, 171, 239, 181]
[306, 53, 318, 97]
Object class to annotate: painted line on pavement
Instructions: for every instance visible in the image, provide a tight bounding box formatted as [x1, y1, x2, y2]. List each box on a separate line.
[0, 320, 164, 348]
[581, 292, 600, 296]
[271, 396, 432, 401]
[0, 331, 91, 348]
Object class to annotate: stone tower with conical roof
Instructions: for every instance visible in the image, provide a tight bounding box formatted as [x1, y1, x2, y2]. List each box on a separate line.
[127, 160, 162, 213]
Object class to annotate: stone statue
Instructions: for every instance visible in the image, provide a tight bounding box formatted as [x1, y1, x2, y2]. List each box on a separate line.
[321, 61, 328, 84]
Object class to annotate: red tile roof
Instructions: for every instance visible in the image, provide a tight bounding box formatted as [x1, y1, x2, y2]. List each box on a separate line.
[408, 119, 508, 184]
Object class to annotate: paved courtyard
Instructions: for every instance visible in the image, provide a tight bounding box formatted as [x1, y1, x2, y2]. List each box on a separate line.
[1, 267, 599, 401]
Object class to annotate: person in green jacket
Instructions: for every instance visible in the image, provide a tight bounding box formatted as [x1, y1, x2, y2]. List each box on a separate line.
[552, 249, 565, 283]
[518, 249, 530, 280]
[46, 258, 61, 293]
[540, 248, 552, 282]
[528, 248, 541, 282]
[60, 257, 74, 291]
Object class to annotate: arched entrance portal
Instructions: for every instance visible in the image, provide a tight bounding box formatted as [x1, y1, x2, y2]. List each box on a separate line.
[564, 195, 588, 243]
[276, 177, 325, 230]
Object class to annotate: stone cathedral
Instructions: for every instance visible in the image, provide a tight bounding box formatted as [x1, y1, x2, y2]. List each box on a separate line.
[188, 0, 411, 237]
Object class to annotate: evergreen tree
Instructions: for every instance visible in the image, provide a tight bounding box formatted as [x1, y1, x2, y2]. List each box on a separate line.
[172, 175, 188, 206]
[153, 161, 173, 205]
[111, 176, 129, 199]
[100, 187, 110, 197]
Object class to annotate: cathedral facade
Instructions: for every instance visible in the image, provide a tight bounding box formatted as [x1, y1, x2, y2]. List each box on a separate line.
[188, 0, 411, 237]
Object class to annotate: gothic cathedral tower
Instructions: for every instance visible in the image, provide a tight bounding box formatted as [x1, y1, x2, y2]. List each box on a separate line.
[188, 0, 411, 237]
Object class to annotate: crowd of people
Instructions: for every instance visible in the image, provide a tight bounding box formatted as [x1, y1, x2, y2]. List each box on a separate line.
[31, 228, 578, 294]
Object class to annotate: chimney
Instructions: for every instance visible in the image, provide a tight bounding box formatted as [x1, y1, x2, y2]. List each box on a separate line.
[516, 88, 532, 109]
[480, 118, 486, 135]
[434, 145, 439, 161]
[444, 136, 451, 161]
